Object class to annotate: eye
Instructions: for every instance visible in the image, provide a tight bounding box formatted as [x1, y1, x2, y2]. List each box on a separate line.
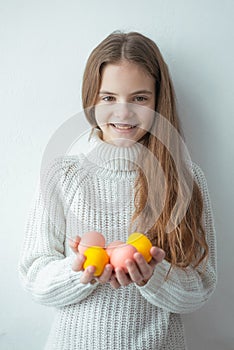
[102, 96, 115, 102]
[133, 96, 148, 103]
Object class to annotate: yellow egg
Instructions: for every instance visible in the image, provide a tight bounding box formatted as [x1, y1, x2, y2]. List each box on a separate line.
[78, 231, 106, 255]
[110, 244, 137, 272]
[83, 246, 109, 277]
[127, 232, 152, 263]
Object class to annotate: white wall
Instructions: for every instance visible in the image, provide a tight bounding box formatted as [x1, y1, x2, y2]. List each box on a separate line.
[1, 1, 233, 349]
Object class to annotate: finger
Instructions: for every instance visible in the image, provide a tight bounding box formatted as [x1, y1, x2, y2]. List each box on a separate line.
[115, 267, 132, 287]
[132, 253, 152, 281]
[150, 247, 165, 267]
[109, 276, 121, 289]
[69, 236, 81, 254]
[80, 265, 96, 284]
[125, 258, 143, 284]
[71, 253, 85, 272]
[98, 264, 113, 284]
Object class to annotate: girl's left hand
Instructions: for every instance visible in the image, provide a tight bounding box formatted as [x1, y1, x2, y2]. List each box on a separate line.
[110, 246, 165, 289]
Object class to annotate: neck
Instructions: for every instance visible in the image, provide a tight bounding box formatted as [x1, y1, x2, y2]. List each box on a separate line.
[84, 128, 143, 171]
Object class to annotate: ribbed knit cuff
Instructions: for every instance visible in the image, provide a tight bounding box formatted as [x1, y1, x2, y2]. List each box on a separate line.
[136, 259, 170, 291]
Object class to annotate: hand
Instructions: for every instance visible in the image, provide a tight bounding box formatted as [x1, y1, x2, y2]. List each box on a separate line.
[69, 236, 113, 284]
[109, 246, 165, 289]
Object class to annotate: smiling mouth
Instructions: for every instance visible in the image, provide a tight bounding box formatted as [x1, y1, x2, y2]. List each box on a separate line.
[110, 123, 137, 130]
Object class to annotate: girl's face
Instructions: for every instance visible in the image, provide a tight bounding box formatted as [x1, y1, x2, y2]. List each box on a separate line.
[95, 60, 156, 146]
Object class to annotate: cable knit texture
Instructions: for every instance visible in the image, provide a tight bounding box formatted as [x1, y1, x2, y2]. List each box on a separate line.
[18, 130, 217, 350]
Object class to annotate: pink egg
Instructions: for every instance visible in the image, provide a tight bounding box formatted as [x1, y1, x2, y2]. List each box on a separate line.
[106, 240, 124, 257]
[110, 244, 137, 272]
[78, 231, 105, 255]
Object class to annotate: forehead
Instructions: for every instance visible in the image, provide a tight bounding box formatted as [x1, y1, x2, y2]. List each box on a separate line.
[100, 61, 155, 90]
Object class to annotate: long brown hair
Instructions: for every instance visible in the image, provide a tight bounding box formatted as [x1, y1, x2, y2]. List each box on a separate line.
[82, 31, 208, 269]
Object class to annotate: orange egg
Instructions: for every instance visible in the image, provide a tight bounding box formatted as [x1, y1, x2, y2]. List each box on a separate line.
[106, 240, 124, 257]
[110, 244, 137, 272]
[127, 232, 152, 263]
[83, 246, 109, 277]
[78, 231, 106, 255]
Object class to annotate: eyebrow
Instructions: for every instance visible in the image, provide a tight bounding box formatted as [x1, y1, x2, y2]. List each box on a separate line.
[99, 90, 153, 95]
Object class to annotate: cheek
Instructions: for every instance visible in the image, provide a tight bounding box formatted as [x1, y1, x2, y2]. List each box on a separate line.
[95, 106, 111, 127]
[140, 113, 155, 132]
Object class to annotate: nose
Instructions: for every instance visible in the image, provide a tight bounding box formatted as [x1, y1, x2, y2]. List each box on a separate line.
[113, 102, 132, 121]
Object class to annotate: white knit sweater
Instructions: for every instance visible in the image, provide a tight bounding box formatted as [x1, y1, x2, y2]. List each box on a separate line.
[19, 130, 217, 350]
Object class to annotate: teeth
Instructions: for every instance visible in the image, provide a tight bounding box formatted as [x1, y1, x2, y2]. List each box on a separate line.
[112, 123, 136, 129]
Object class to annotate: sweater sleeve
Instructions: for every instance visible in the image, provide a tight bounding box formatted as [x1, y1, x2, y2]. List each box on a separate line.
[136, 163, 217, 314]
[18, 157, 98, 308]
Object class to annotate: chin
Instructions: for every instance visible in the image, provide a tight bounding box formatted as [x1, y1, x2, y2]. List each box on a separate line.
[110, 138, 137, 147]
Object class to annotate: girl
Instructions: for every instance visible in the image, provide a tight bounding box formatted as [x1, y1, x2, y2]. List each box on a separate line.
[19, 31, 217, 350]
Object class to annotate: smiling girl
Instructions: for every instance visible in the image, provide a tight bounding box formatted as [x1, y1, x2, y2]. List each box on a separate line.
[19, 31, 217, 350]
[95, 60, 156, 146]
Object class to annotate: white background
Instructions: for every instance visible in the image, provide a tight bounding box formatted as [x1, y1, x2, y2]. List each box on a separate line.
[0, 0, 234, 349]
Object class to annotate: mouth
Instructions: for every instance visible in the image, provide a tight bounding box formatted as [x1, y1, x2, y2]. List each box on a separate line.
[110, 123, 137, 130]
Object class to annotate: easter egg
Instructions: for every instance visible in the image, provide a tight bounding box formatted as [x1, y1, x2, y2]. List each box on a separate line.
[106, 240, 124, 257]
[83, 246, 109, 277]
[127, 232, 152, 263]
[78, 231, 105, 255]
[110, 244, 137, 272]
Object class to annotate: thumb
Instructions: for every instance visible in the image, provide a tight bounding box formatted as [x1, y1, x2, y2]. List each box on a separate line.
[69, 235, 81, 254]
[150, 246, 165, 264]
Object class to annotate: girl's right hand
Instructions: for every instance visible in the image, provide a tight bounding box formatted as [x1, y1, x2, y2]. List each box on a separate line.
[69, 236, 113, 284]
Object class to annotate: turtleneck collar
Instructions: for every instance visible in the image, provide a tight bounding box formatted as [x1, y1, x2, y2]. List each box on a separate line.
[84, 128, 143, 172]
